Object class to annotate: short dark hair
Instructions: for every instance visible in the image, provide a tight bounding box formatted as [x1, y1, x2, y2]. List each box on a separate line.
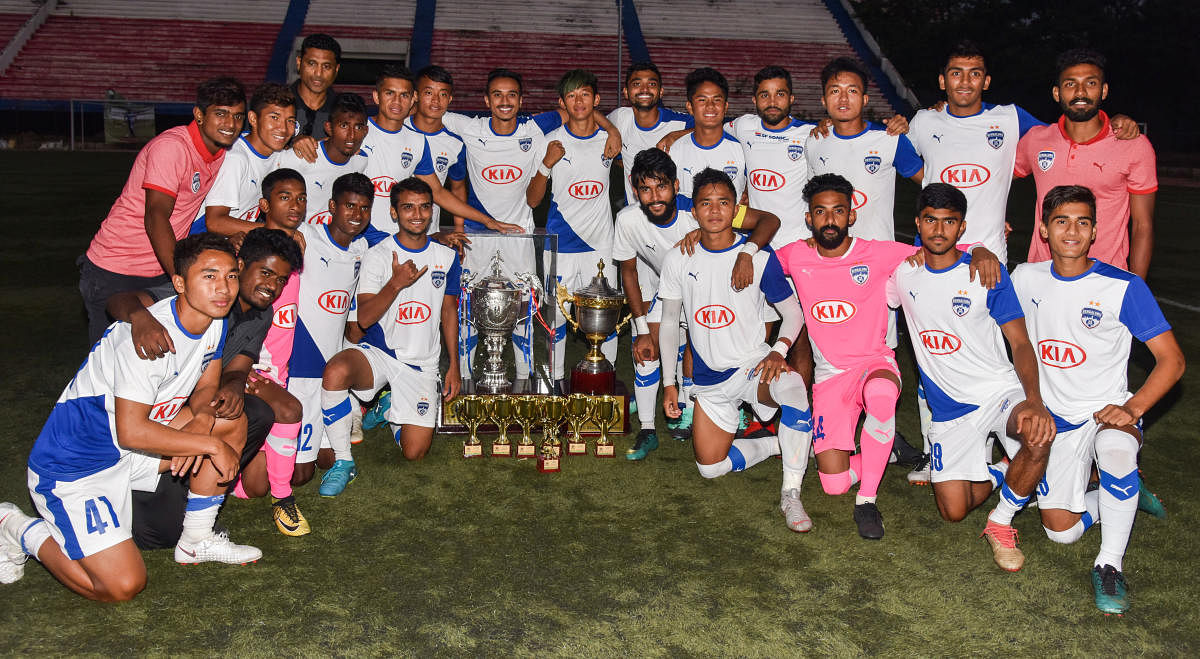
[390, 176, 434, 207]
[487, 68, 523, 94]
[300, 33, 342, 63]
[174, 232, 236, 277]
[239, 227, 303, 274]
[625, 61, 660, 86]
[329, 92, 367, 121]
[754, 66, 793, 94]
[945, 40, 987, 72]
[820, 57, 869, 90]
[685, 67, 729, 99]
[262, 168, 305, 198]
[1041, 185, 1096, 222]
[802, 173, 855, 205]
[1056, 48, 1106, 82]
[557, 68, 598, 99]
[249, 82, 295, 115]
[691, 167, 736, 200]
[376, 63, 415, 88]
[417, 65, 454, 89]
[630, 148, 677, 188]
[332, 172, 374, 204]
[196, 77, 246, 112]
[916, 183, 968, 216]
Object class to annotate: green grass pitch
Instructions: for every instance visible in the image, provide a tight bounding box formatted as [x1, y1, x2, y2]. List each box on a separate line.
[0, 151, 1197, 655]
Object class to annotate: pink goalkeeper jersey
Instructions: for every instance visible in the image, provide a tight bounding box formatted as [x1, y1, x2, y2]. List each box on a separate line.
[254, 271, 299, 385]
[776, 238, 916, 380]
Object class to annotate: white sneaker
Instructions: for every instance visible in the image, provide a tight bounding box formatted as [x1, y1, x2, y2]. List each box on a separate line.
[0, 502, 32, 584]
[349, 404, 365, 445]
[175, 531, 262, 565]
[780, 488, 812, 533]
[907, 454, 932, 486]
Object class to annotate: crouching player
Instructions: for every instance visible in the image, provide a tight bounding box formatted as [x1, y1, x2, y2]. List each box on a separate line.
[657, 169, 813, 527]
[889, 184, 1054, 571]
[1012, 185, 1184, 615]
[0, 235, 258, 600]
[319, 177, 462, 491]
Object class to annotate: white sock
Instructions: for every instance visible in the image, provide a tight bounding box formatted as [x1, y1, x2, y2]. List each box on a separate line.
[917, 384, 932, 453]
[728, 436, 780, 471]
[321, 388, 355, 462]
[1094, 429, 1139, 572]
[855, 494, 877, 505]
[180, 493, 223, 544]
[986, 460, 1009, 490]
[19, 518, 51, 561]
[988, 480, 1030, 526]
[633, 358, 660, 429]
[770, 373, 812, 491]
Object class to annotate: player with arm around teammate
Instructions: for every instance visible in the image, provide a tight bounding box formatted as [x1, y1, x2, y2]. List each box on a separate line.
[1011, 185, 1183, 615]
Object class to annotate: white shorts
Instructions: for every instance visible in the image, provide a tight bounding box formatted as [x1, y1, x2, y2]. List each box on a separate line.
[929, 386, 1024, 484]
[351, 343, 440, 428]
[1039, 418, 1140, 513]
[27, 452, 161, 560]
[291, 377, 332, 464]
[692, 360, 777, 434]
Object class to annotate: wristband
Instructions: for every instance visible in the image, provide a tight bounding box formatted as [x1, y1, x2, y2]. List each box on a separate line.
[771, 340, 790, 357]
[538, 163, 551, 177]
[632, 315, 650, 335]
[739, 242, 760, 257]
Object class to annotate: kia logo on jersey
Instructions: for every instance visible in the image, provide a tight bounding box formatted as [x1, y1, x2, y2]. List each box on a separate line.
[318, 290, 350, 314]
[750, 169, 785, 192]
[238, 207, 260, 221]
[1038, 339, 1086, 368]
[694, 304, 735, 329]
[396, 300, 432, 324]
[811, 300, 856, 324]
[569, 180, 604, 200]
[150, 396, 190, 423]
[939, 164, 991, 189]
[482, 165, 523, 184]
[309, 210, 332, 225]
[852, 190, 867, 210]
[920, 330, 962, 355]
[273, 303, 297, 329]
[372, 176, 395, 196]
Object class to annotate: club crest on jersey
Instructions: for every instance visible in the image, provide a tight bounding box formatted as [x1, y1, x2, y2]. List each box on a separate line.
[788, 144, 803, 161]
[723, 165, 739, 180]
[191, 172, 201, 193]
[431, 269, 446, 288]
[952, 295, 972, 317]
[435, 155, 448, 172]
[864, 155, 881, 175]
[519, 137, 532, 152]
[1081, 306, 1103, 329]
[601, 155, 613, 169]
[417, 399, 429, 416]
[987, 129, 1005, 149]
[399, 151, 413, 168]
[1037, 150, 1055, 171]
[850, 265, 869, 285]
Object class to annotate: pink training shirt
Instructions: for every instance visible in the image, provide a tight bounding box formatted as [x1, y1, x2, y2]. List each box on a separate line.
[86, 121, 225, 276]
[254, 270, 300, 386]
[1015, 111, 1157, 269]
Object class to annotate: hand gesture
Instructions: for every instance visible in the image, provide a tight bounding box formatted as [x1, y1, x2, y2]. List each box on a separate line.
[753, 351, 790, 383]
[131, 313, 174, 360]
[293, 136, 319, 163]
[633, 333, 659, 365]
[543, 140, 566, 168]
[390, 254, 429, 290]
[675, 228, 701, 255]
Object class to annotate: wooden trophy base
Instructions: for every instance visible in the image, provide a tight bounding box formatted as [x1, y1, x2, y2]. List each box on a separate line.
[537, 451, 561, 473]
[516, 444, 536, 458]
[569, 368, 615, 396]
[594, 443, 616, 458]
[566, 440, 587, 455]
[491, 442, 512, 457]
[463, 443, 483, 458]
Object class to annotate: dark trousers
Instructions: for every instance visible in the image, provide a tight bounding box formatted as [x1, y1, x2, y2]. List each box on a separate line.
[78, 255, 169, 345]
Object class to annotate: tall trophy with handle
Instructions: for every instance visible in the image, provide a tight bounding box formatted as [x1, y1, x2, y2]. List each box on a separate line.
[462, 251, 544, 394]
[556, 260, 630, 394]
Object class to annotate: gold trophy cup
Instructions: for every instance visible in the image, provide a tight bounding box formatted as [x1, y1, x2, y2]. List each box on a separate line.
[485, 395, 515, 457]
[592, 394, 622, 458]
[512, 395, 541, 458]
[451, 395, 486, 458]
[564, 393, 593, 456]
[556, 261, 631, 394]
[537, 396, 567, 473]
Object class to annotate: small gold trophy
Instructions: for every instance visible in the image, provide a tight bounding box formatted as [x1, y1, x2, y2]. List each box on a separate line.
[512, 395, 541, 458]
[537, 396, 567, 473]
[485, 395, 515, 457]
[451, 395, 486, 458]
[564, 393, 593, 456]
[592, 394, 622, 458]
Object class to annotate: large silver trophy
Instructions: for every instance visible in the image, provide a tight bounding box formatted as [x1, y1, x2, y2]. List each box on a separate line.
[462, 251, 544, 394]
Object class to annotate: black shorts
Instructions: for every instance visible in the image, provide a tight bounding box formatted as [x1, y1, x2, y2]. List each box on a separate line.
[78, 256, 169, 345]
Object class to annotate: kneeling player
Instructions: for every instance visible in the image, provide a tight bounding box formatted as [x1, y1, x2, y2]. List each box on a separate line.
[1012, 186, 1184, 614]
[657, 169, 814, 529]
[0, 235, 258, 600]
[889, 184, 1054, 571]
[320, 177, 462, 494]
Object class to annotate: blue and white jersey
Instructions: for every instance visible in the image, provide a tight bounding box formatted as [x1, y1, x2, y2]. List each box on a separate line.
[670, 132, 747, 206]
[195, 134, 277, 229]
[888, 253, 1024, 422]
[28, 298, 226, 481]
[612, 206, 698, 296]
[804, 123, 923, 242]
[441, 111, 557, 232]
[607, 105, 692, 206]
[1011, 259, 1171, 427]
[658, 235, 792, 384]
[358, 236, 462, 371]
[289, 222, 368, 379]
[726, 114, 818, 247]
[360, 118, 436, 242]
[545, 125, 615, 254]
[403, 118, 468, 229]
[909, 103, 1043, 262]
[273, 141, 368, 226]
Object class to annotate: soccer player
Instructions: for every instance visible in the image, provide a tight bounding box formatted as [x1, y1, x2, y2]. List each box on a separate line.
[0, 234, 258, 600]
[80, 77, 246, 343]
[406, 65, 470, 232]
[656, 168, 813, 531]
[273, 92, 369, 226]
[1011, 185, 1183, 614]
[776, 174, 1000, 539]
[1016, 49, 1157, 279]
[291, 33, 341, 140]
[889, 184, 1054, 570]
[319, 178, 463, 496]
[607, 62, 693, 207]
[666, 68, 746, 205]
[288, 173, 372, 492]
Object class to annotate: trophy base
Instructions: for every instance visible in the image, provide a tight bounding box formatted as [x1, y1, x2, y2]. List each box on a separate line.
[594, 443, 616, 458]
[491, 443, 512, 457]
[566, 440, 587, 455]
[537, 454, 561, 473]
[516, 444, 536, 458]
[463, 443, 483, 458]
[569, 368, 615, 395]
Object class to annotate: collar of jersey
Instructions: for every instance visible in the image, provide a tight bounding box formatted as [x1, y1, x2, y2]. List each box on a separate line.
[187, 121, 223, 164]
[831, 123, 882, 140]
[758, 117, 805, 133]
[565, 125, 602, 140]
[239, 134, 271, 160]
[319, 140, 355, 166]
[1056, 111, 1111, 145]
[171, 298, 205, 339]
[924, 251, 968, 274]
[945, 102, 997, 120]
[393, 234, 430, 253]
[1050, 258, 1099, 281]
[404, 118, 448, 137]
[322, 222, 353, 251]
[489, 120, 520, 137]
[701, 234, 746, 253]
[815, 237, 860, 260]
[369, 116, 403, 135]
[690, 132, 732, 150]
[652, 208, 680, 229]
[635, 109, 668, 132]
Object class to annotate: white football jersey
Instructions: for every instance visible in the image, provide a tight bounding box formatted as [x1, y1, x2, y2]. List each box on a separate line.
[908, 104, 1043, 262]
[545, 125, 615, 254]
[607, 105, 692, 206]
[273, 142, 368, 226]
[28, 297, 225, 480]
[360, 118, 436, 241]
[198, 134, 277, 224]
[289, 222, 368, 379]
[1011, 260, 1170, 427]
[612, 206, 699, 297]
[889, 253, 1024, 422]
[804, 124, 923, 241]
[659, 236, 793, 384]
[726, 114, 818, 247]
[403, 118, 468, 229]
[670, 132, 747, 205]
